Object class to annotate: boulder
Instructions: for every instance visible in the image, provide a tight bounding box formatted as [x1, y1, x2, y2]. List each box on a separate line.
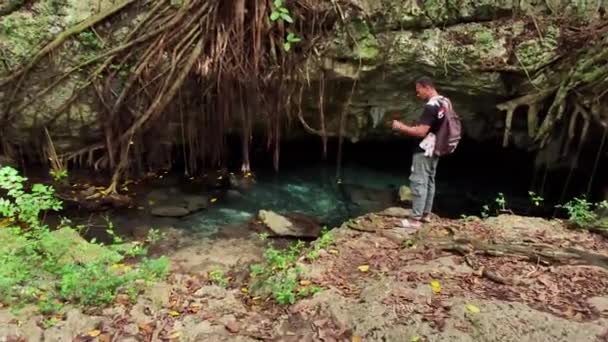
[150, 205, 190, 217]
[258, 210, 322, 238]
[183, 195, 209, 212]
[398, 185, 413, 202]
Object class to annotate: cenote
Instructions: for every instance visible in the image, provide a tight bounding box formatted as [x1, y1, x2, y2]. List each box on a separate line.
[43, 134, 596, 241]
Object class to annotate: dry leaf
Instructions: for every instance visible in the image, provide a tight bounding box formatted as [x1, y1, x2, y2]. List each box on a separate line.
[300, 280, 311, 286]
[169, 330, 182, 339]
[88, 329, 101, 337]
[328, 249, 339, 255]
[465, 304, 480, 314]
[99, 333, 112, 342]
[358, 265, 370, 272]
[139, 323, 154, 334]
[430, 280, 441, 294]
[169, 310, 180, 317]
[352, 335, 363, 342]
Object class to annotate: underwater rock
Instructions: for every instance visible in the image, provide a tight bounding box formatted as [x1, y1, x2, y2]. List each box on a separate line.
[150, 205, 190, 217]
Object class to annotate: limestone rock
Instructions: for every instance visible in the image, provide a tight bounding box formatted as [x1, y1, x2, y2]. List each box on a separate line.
[150, 206, 190, 217]
[258, 210, 321, 238]
[143, 282, 174, 308]
[379, 207, 411, 218]
[398, 186, 413, 202]
[183, 195, 209, 212]
[43, 309, 106, 342]
[40, 227, 121, 266]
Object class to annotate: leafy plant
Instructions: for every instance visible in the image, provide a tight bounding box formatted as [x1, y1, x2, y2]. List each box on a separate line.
[270, 0, 293, 23]
[306, 228, 334, 261]
[0, 166, 62, 226]
[209, 269, 229, 288]
[495, 192, 507, 212]
[528, 191, 544, 207]
[49, 169, 68, 183]
[0, 166, 169, 312]
[557, 196, 608, 227]
[283, 32, 301, 52]
[481, 205, 490, 218]
[249, 237, 322, 305]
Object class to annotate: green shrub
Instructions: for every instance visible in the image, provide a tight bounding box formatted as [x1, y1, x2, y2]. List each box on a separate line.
[0, 166, 169, 312]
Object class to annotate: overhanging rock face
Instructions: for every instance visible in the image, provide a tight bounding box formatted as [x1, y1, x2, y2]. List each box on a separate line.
[304, 0, 606, 147]
[1, 0, 606, 159]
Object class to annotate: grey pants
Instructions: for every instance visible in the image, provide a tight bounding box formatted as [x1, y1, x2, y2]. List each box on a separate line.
[409, 152, 439, 219]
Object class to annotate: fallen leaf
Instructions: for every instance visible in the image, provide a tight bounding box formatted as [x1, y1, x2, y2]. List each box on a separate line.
[210, 198, 217, 203]
[430, 280, 441, 294]
[352, 335, 363, 342]
[99, 333, 111, 342]
[328, 249, 339, 255]
[138, 323, 154, 334]
[411, 336, 421, 342]
[88, 329, 101, 337]
[169, 310, 180, 317]
[358, 265, 370, 272]
[465, 304, 480, 314]
[300, 280, 311, 286]
[188, 303, 202, 313]
[241, 287, 249, 293]
[168, 330, 182, 339]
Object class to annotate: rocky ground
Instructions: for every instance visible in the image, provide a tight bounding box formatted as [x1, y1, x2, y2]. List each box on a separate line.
[2, 209, 608, 342]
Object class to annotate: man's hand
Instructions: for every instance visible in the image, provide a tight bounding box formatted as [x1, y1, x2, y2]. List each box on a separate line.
[391, 120, 404, 131]
[392, 120, 430, 138]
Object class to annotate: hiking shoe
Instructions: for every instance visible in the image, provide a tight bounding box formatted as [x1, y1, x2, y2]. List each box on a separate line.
[421, 214, 432, 223]
[400, 218, 422, 230]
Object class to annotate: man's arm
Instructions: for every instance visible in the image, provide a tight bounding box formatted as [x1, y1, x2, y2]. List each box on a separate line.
[392, 121, 429, 138]
[391, 103, 438, 138]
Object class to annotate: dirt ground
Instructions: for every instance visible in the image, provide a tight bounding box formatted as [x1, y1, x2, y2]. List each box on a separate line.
[2, 210, 608, 342]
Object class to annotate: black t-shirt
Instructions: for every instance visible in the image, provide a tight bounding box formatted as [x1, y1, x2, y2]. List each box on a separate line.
[414, 97, 445, 153]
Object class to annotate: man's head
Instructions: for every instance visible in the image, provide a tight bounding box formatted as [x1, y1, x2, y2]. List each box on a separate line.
[415, 76, 437, 101]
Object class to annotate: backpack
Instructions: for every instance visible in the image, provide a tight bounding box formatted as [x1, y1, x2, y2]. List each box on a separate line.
[433, 96, 461, 157]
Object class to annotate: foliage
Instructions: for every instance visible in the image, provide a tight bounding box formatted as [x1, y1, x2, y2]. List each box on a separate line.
[49, 169, 68, 183]
[305, 227, 335, 261]
[480, 192, 508, 218]
[528, 191, 544, 207]
[208, 269, 229, 288]
[249, 231, 329, 305]
[0, 166, 169, 313]
[556, 196, 608, 228]
[268, 0, 301, 52]
[269, 0, 293, 23]
[283, 32, 301, 52]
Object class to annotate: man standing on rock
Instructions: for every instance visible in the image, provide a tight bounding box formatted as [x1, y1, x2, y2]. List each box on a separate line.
[391, 76, 446, 229]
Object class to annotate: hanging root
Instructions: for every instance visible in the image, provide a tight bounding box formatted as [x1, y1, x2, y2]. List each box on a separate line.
[534, 44, 608, 146]
[496, 88, 556, 147]
[1, 0, 362, 191]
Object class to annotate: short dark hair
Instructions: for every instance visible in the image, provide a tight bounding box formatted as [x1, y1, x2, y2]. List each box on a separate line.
[416, 76, 434, 88]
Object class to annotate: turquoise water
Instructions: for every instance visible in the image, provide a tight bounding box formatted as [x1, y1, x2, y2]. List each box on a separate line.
[173, 164, 407, 235]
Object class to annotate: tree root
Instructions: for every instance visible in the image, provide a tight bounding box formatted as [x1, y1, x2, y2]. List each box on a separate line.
[428, 236, 608, 271]
[0, 0, 137, 88]
[496, 87, 556, 147]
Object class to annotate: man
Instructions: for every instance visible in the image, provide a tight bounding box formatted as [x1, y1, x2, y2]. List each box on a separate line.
[392, 76, 445, 228]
